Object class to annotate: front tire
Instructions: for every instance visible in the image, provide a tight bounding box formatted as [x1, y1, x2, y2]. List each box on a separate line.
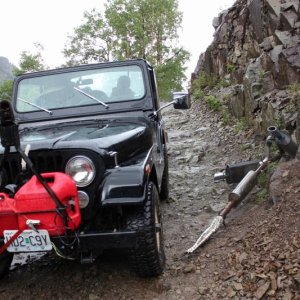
[127, 182, 166, 277]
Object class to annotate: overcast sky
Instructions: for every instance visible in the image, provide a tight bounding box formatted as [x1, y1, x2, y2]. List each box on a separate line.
[0, 0, 235, 79]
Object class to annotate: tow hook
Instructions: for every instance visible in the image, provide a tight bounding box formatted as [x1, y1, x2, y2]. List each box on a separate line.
[26, 219, 40, 233]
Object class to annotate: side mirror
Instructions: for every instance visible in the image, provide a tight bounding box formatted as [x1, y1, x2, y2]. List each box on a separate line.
[152, 92, 191, 118]
[173, 92, 191, 109]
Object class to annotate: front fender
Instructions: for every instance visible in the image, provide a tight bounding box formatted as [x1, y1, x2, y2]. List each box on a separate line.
[100, 148, 155, 206]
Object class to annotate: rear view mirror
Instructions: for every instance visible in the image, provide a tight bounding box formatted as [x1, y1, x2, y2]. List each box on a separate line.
[173, 92, 191, 109]
[152, 92, 191, 118]
[78, 78, 93, 85]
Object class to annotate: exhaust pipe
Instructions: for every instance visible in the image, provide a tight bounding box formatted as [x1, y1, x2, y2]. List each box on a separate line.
[214, 160, 260, 184]
[268, 126, 298, 157]
[222, 156, 268, 217]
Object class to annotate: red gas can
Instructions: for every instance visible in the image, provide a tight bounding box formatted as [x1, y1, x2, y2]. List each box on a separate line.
[0, 193, 18, 237]
[14, 172, 81, 236]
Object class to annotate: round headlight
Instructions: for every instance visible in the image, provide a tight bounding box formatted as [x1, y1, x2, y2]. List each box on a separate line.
[77, 191, 90, 208]
[65, 156, 96, 187]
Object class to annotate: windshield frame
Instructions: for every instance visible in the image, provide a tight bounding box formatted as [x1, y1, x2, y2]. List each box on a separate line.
[12, 60, 154, 123]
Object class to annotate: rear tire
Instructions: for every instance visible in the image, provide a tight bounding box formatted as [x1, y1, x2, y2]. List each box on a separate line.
[0, 250, 13, 280]
[127, 182, 166, 277]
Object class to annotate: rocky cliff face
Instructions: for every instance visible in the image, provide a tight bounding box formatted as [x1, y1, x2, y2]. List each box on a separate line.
[193, 0, 300, 140]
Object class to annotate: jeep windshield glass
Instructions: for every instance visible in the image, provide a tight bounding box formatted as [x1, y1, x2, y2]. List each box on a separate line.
[15, 65, 145, 113]
[18, 97, 53, 115]
[73, 87, 109, 109]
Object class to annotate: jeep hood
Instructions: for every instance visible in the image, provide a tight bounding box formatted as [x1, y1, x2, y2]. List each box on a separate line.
[18, 119, 152, 157]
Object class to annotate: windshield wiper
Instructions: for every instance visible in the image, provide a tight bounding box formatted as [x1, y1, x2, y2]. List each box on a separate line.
[73, 87, 109, 109]
[18, 98, 53, 115]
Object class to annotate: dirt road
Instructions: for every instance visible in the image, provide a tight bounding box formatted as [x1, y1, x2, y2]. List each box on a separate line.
[0, 101, 268, 300]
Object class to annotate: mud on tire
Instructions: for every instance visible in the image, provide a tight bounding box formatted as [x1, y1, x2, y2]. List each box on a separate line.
[127, 181, 166, 277]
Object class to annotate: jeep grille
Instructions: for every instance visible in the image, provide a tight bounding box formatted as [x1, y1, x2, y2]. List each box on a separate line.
[1, 149, 104, 185]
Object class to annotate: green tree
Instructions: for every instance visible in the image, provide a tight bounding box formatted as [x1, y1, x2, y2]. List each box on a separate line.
[63, 0, 189, 99]
[0, 80, 14, 101]
[156, 48, 189, 100]
[15, 43, 45, 75]
[0, 44, 46, 100]
[63, 9, 114, 65]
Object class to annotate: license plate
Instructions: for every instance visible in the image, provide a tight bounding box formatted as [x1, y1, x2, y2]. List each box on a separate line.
[4, 230, 52, 252]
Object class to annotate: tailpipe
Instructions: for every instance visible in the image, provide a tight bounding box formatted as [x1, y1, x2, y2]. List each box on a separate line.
[268, 126, 298, 158]
[214, 160, 260, 184]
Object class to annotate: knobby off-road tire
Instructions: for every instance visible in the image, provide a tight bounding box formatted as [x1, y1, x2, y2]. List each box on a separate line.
[0, 250, 13, 280]
[127, 182, 166, 277]
[159, 144, 169, 201]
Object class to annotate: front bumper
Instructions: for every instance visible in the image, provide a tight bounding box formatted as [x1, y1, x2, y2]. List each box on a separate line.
[52, 230, 137, 251]
[0, 230, 137, 255]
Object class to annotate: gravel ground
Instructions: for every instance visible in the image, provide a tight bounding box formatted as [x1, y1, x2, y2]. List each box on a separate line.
[0, 100, 298, 300]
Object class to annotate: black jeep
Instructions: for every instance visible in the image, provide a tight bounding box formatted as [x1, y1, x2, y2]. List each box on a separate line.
[0, 59, 190, 278]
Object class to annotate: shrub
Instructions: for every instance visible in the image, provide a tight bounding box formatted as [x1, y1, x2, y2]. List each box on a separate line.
[257, 189, 268, 203]
[221, 108, 233, 125]
[226, 63, 236, 73]
[274, 114, 284, 129]
[257, 162, 278, 188]
[191, 71, 217, 93]
[234, 117, 250, 133]
[204, 95, 221, 111]
[193, 89, 205, 100]
[288, 83, 300, 93]
[216, 78, 230, 89]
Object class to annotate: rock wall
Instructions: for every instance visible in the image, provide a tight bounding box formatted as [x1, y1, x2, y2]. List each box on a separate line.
[193, 0, 300, 139]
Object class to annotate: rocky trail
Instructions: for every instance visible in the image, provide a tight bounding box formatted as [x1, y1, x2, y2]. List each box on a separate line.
[0, 101, 299, 300]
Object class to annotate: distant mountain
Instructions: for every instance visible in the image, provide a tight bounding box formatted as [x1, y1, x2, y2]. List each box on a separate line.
[0, 57, 14, 83]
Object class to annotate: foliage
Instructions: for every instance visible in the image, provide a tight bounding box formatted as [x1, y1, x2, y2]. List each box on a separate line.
[63, 0, 189, 99]
[63, 9, 113, 65]
[234, 117, 250, 133]
[216, 78, 230, 89]
[191, 71, 216, 91]
[286, 83, 300, 117]
[204, 95, 221, 111]
[257, 170, 268, 188]
[258, 68, 266, 81]
[274, 113, 284, 129]
[155, 49, 190, 100]
[226, 63, 236, 73]
[192, 88, 205, 101]
[240, 143, 251, 152]
[257, 162, 278, 189]
[221, 107, 233, 125]
[257, 188, 268, 203]
[0, 80, 14, 101]
[256, 162, 278, 204]
[0, 44, 46, 100]
[288, 83, 300, 94]
[191, 71, 230, 104]
[104, 0, 183, 64]
[16, 52, 45, 75]
[191, 71, 217, 101]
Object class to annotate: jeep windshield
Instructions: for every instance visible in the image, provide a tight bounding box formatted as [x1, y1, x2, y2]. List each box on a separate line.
[15, 65, 145, 113]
